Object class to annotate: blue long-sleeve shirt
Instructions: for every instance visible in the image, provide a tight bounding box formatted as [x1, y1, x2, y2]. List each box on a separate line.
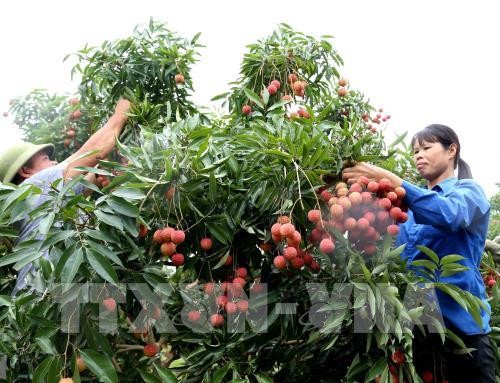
[396, 177, 491, 335]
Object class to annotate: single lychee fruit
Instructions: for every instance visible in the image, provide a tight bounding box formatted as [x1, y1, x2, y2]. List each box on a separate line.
[386, 191, 398, 202]
[242, 105, 252, 115]
[153, 229, 163, 244]
[267, 84, 278, 95]
[271, 80, 281, 89]
[224, 254, 233, 266]
[291, 257, 305, 269]
[319, 238, 335, 254]
[160, 242, 176, 257]
[237, 299, 249, 312]
[337, 87, 347, 97]
[390, 207, 403, 221]
[171, 253, 185, 266]
[379, 178, 393, 192]
[159, 227, 174, 243]
[387, 224, 400, 236]
[139, 224, 148, 238]
[203, 282, 215, 295]
[283, 247, 298, 261]
[394, 186, 406, 199]
[188, 309, 201, 322]
[422, 371, 434, 383]
[287, 73, 298, 84]
[280, 223, 295, 238]
[175, 74, 185, 84]
[200, 237, 213, 251]
[273, 255, 287, 269]
[76, 356, 86, 372]
[165, 186, 176, 201]
[210, 313, 224, 327]
[216, 295, 228, 308]
[367, 181, 379, 193]
[143, 343, 159, 357]
[103, 297, 116, 312]
[310, 261, 321, 272]
[378, 198, 392, 210]
[391, 349, 406, 364]
[236, 267, 248, 279]
[171, 230, 185, 244]
[307, 209, 321, 222]
[225, 301, 238, 315]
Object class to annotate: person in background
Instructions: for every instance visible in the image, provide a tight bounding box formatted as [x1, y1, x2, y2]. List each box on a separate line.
[342, 124, 495, 382]
[0, 99, 130, 294]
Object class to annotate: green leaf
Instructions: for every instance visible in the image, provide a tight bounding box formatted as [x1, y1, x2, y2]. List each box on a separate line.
[95, 210, 124, 231]
[111, 188, 146, 200]
[416, 245, 440, 264]
[80, 349, 118, 383]
[35, 336, 57, 355]
[267, 99, 291, 112]
[60, 247, 83, 284]
[436, 284, 468, 311]
[213, 250, 231, 270]
[33, 356, 55, 383]
[254, 373, 274, 383]
[208, 172, 217, 204]
[140, 371, 161, 383]
[86, 248, 118, 284]
[212, 363, 232, 383]
[154, 365, 178, 383]
[38, 212, 55, 235]
[106, 197, 140, 217]
[411, 259, 438, 272]
[365, 356, 387, 382]
[0, 247, 40, 268]
[243, 88, 264, 109]
[440, 254, 465, 265]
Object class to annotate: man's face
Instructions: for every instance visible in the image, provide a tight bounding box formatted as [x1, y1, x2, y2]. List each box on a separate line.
[20, 150, 57, 179]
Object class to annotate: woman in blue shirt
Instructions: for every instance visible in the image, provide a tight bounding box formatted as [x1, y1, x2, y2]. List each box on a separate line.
[342, 124, 495, 382]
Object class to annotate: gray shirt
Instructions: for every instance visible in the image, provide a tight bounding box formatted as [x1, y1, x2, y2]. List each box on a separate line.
[12, 165, 85, 294]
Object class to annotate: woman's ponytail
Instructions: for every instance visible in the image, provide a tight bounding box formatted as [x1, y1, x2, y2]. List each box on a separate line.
[458, 157, 473, 179]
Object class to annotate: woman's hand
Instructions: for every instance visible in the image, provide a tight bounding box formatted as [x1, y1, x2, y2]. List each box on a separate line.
[342, 162, 404, 187]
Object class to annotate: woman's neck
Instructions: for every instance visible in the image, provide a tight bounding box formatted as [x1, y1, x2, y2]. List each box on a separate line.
[427, 168, 456, 189]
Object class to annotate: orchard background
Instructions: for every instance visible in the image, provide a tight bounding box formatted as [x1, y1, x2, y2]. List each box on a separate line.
[1, 13, 499, 383]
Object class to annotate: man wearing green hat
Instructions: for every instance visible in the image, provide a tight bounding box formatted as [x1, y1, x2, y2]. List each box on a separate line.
[0, 99, 130, 294]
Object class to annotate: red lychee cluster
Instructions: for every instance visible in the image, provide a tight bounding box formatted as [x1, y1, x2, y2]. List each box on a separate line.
[483, 270, 498, 289]
[267, 79, 281, 96]
[270, 216, 320, 272]
[309, 177, 408, 255]
[153, 226, 186, 266]
[361, 107, 391, 134]
[201, 270, 253, 329]
[287, 73, 307, 98]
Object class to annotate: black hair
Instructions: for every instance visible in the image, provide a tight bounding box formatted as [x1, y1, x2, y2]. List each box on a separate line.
[410, 124, 472, 179]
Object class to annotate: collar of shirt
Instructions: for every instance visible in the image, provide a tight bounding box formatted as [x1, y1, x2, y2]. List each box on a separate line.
[423, 176, 459, 193]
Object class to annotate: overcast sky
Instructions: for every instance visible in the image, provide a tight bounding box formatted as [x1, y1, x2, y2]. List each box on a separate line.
[1, 0, 499, 196]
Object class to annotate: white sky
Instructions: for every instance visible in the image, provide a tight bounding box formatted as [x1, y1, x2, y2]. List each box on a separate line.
[1, 0, 499, 196]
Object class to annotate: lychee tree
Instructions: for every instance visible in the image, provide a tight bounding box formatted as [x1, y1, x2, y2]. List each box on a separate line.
[0, 20, 493, 383]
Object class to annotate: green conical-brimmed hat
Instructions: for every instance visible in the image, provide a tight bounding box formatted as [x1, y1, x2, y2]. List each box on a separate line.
[0, 142, 55, 183]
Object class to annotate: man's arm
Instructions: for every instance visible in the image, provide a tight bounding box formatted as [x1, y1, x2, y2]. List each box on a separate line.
[61, 99, 130, 181]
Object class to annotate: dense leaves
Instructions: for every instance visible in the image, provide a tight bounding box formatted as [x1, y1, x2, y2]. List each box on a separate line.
[1, 20, 496, 383]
